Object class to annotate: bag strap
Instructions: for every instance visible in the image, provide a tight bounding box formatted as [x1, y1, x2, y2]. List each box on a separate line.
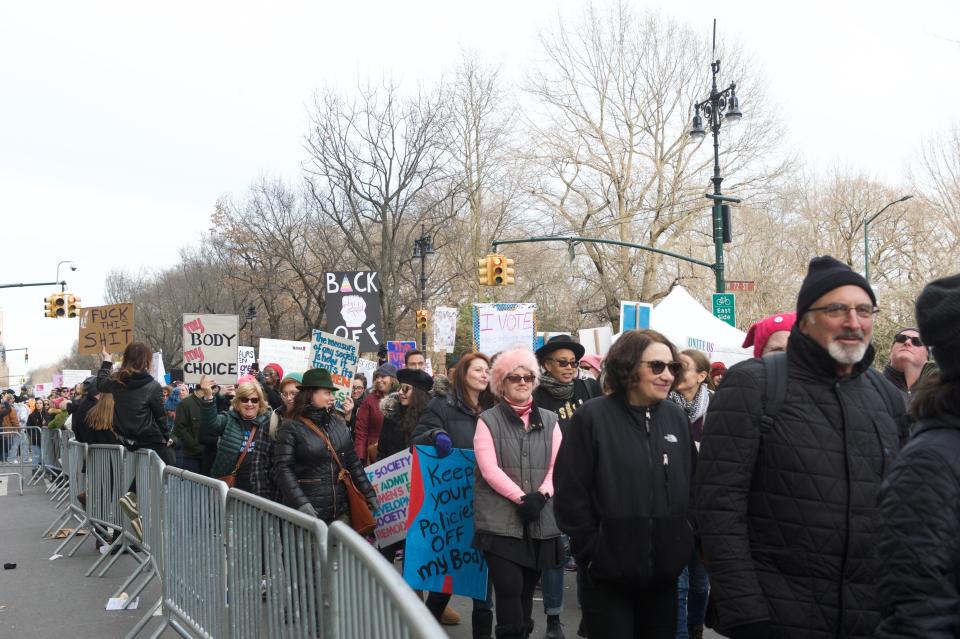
[229, 425, 258, 477]
[760, 353, 789, 435]
[298, 416, 349, 478]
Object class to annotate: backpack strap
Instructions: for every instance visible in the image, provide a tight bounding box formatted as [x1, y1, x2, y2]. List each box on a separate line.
[760, 353, 789, 434]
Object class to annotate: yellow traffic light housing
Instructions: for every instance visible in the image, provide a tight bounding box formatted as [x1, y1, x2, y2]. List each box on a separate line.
[501, 258, 515, 285]
[45, 293, 67, 317]
[65, 293, 81, 318]
[44, 295, 56, 318]
[415, 309, 429, 330]
[478, 257, 491, 286]
[490, 255, 505, 285]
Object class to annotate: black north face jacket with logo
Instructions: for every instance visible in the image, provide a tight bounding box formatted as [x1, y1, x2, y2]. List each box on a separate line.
[694, 329, 904, 638]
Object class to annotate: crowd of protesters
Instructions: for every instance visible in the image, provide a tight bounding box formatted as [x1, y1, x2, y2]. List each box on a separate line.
[6, 256, 959, 639]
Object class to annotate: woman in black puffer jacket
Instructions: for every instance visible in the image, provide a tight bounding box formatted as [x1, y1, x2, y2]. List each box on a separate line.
[272, 368, 376, 524]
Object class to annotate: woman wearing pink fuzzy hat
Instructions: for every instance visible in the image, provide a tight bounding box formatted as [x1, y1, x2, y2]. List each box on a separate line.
[473, 347, 564, 639]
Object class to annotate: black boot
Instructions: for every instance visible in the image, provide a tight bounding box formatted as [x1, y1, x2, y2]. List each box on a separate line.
[523, 619, 535, 639]
[495, 624, 526, 639]
[545, 615, 565, 639]
[472, 609, 494, 639]
[687, 624, 704, 639]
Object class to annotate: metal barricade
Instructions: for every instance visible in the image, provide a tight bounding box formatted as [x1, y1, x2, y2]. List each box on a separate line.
[0, 429, 25, 494]
[129, 468, 229, 639]
[326, 520, 446, 639]
[39, 428, 65, 494]
[43, 438, 87, 539]
[52, 429, 74, 503]
[83, 444, 148, 579]
[225, 488, 328, 639]
[111, 449, 165, 607]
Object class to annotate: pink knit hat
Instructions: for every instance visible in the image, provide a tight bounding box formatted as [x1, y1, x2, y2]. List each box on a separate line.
[579, 353, 604, 374]
[490, 347, 539, 396]
[742, 312, 796, 358]
[237, 374, 258, 386]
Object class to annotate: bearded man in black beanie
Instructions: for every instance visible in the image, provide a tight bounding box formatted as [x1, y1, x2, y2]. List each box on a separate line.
[694, 255, 905, 639]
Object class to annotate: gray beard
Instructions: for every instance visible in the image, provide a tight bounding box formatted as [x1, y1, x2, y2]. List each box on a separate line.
[827, 340, 868, 365]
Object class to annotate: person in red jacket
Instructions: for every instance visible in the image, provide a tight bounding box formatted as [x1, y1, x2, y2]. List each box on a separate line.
[353, 363, 397, 463]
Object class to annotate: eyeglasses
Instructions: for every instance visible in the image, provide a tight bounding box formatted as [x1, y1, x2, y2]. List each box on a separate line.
[238, 397, 260, 404]
[399, 383, 412, 394]
[504, 374, 536, 384]
[281, 391, 299, 399]
[894, 334, 923, 347]
[640, 360, 684, 376]
[546, 358, 579, 369]
[807, 303, 878, 319]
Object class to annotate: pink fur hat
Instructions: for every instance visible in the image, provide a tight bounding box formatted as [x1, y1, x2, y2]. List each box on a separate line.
[490, 347, 540, 396]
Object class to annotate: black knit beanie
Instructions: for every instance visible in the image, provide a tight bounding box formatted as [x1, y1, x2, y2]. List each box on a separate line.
[796, 256, 877, 318]
[915, 273, 960, 382]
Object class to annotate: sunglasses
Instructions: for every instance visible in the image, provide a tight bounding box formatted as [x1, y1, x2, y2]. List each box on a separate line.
[547, 358, 578, 369]
[238, 396, 260, 404]
[399, 383, 412, 394]
[640, 360, 684, 376]
[894, 334, 923, 347]
[504, 374, 536, 384]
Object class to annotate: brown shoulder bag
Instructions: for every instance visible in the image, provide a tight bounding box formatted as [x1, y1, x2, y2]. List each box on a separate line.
[298, 417, 376, 535]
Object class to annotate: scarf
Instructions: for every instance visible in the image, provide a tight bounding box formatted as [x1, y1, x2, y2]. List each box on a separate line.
[669, 383, 710, 424]
[538, 372, 575, 401]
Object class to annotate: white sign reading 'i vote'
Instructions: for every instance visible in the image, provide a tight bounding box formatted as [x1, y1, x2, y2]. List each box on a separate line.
[181, 314, 239, 383]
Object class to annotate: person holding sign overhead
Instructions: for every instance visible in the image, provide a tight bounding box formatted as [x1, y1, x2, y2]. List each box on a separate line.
[272, 368, 376, 524]
[473, 348, 563, 639]
[199, 377, 274, 496]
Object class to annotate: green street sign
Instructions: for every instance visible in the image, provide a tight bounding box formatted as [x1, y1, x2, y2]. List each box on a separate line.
[712, 293, 736, 327]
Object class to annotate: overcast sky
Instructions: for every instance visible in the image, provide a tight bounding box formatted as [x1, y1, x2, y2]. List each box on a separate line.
[1, 0, 957, 380]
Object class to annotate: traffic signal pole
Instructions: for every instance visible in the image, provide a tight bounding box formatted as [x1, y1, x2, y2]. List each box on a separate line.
[0, 280, 67, 290]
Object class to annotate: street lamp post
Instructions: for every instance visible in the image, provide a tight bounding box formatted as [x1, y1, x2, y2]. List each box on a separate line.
[412, 226, 435, 350]
[689, 22, 742, 294]
[56, 261, 77, 292]
[863, 195, 913, 285]
[243, 305, 257, 346]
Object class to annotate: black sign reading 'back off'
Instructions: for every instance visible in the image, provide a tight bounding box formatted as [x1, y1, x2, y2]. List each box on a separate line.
[323, 271, 382, 352]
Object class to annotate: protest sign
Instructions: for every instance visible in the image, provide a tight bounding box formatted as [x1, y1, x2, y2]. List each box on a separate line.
[61, 369, 91, 390]
[257, 338, 310, 375]
[150, 353, 165, 385]
[403, 446, 488, 600]
[387, 341, 416, 370]
[78, 303, 135, 355]
[181, 314, 239, 383]
[324, 271, 382, 352]
[237, 346, 256, 381]
[52, 374, 63, 388]
[355, 359, 378, 388]
[578, 326, 614, 356]
[310, 330, 359, 406]
[472, 303, 536, 356]
[33, 383, 51, 398]
[364, 450, 413, 548]
[619, 301, 652, 333]
[431, 306, 458, 353]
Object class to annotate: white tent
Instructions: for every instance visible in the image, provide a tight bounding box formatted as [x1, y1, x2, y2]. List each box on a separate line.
[650, 286, 753, 366]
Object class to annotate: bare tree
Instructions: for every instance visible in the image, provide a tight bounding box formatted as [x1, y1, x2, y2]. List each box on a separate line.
[304, 79, 459, 340]
[524, 3, 787, 326]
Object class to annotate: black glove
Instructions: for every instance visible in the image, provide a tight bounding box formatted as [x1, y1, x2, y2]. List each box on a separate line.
[517, 492, 548, 523]
[729, 621, 771, 639]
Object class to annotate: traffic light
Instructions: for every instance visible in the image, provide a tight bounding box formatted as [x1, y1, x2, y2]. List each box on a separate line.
[478, 257, 491, 286]
[65, 293, 81, 318]
[44, 293, 67, 318]
[415, 309, 429, 330]
[501, 257, 515, 285]
[24, 349, 28, 363]
[488, 254, 515, 286]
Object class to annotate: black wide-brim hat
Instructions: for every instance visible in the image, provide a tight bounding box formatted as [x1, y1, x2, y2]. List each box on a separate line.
[397, 368, 434, 393]
[535, 334, 585, 363]
[298, 368, 338, 391]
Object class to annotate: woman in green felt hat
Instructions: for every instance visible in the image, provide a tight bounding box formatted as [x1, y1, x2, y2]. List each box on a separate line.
[272, 368, 376, 524]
